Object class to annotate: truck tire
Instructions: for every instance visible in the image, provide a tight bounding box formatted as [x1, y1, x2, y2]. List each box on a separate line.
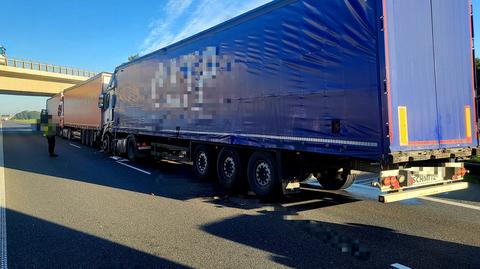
[91, 132, 97, 148]
[102, 134, 111, 153]
[217, 148, 243, 190]
[81, 130, 86, 145]
[68, 129, 74, 141]
[88, 130, 94, 147]
[247, 151, 280, 198]
[61, 129, 67, 139]
[111, 140, 118, 156]
[193, 145, 216, 180]
[127, 136, 138, 161]
[316, 169, 355, 190]
[85, 130, 90, 146]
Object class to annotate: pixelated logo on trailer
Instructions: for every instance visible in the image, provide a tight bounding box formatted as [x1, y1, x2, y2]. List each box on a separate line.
[151, 46, 234, 121]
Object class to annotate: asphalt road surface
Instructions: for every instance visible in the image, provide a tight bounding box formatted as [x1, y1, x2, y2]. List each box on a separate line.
[1, 120, 479, 268]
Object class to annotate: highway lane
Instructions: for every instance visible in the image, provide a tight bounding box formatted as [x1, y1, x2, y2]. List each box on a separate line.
[1, 120, 480, 268]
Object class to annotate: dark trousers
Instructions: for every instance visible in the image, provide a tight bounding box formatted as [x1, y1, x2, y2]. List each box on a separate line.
[47, 135, 55, 155]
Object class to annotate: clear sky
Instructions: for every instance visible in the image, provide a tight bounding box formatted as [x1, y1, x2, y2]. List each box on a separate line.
[0, 0, 479, 115]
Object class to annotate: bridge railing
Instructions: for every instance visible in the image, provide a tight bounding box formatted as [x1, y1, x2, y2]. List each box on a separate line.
[1, 56, 96, 78]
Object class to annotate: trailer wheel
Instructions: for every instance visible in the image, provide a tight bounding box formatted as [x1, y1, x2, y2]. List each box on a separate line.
[68, 129, 74, 141]
[127, 136, 138, 161]
[88, 130, 94, 147]
[81, 130, 86, 145]
[111, 140, 118, 156]
[92, 131, 99, 148]
[91, 131, 96, 148]
[193, 145, 216, 180]
[247, 151, 280, 198]
[316, 169, 355, 190]
[60, 129, 67, 139]
[84, 130, 89, 146]
[217, 148, 243, 190]
[102, 134, 111, 153]
[85, 130, 90, 146]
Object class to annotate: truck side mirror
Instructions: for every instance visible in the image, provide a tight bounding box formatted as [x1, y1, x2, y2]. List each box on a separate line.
[98, 94, 105, 109]
[111, 94, 117, 108]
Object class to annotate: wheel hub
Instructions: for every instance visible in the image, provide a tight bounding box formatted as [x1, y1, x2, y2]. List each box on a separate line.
[255, 161, 271, 186]
[197, 152, 208, 175]
[102, 138, 108, 150]
[223, 157, 236, 178]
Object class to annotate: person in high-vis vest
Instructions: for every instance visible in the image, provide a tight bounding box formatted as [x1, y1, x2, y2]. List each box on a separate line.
[41, 113, 58, 157]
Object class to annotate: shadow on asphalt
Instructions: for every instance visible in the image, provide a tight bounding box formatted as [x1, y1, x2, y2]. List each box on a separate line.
[3, 131, 359, 211]
[3, 131, 215, 201]
[6, 208, 190, 268]
[201, 209, 480, 269]
[4, 130, 480, 268]
[207, 189, 359, 211]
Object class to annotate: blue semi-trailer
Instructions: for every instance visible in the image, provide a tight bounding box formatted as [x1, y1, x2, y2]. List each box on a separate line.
[97, 0, 477, 202]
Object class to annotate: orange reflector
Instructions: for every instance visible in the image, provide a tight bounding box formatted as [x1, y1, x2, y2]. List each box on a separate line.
[398, 106, 409, 146]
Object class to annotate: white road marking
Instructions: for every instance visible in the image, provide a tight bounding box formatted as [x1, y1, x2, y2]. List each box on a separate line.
[283, 199, 324, 207]
[352, 183, 376, 190]
[0, 122, 7, 269]
[420, 196, 480, 211]
[354, 178, 375, 184]
[116, 161, 151, 175]
[391, 263, 412, 269]
[109, 156, 129, 162]
[69, 143, 81, 149]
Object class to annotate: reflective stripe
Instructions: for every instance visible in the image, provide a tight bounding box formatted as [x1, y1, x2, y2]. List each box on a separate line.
[465, 105, 472, 139]
[162, 129, 378, 148]
[398, 106, 409, 146]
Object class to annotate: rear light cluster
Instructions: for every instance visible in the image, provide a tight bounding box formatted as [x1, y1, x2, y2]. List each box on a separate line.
[382, 176, 401, 189]
[452, 167, 467, 180]
[381, 175, 411, 189]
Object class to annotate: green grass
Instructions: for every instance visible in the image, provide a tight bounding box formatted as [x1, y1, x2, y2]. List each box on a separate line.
[464, 173, 480, 185]
[10, 119, 38, 124]
[464, 158, 480, 184]
[470, 155, 480, 162]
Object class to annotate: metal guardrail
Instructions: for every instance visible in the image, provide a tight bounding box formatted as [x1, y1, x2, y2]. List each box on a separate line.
[0, 56, 96, 78]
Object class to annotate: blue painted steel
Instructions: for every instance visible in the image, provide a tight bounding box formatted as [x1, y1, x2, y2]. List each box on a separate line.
[112, 0, 382, 160]
[385, 0, 477, 152]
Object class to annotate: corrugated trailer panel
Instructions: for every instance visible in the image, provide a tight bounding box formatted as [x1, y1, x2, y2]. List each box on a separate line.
[384, 0, 477, 152]
[46, 94, 62, 126]
[64, 73, 111, 129]
[114, 0, 383, 160]
[383, 0, 439, 151]
[431, 0, 477, 147]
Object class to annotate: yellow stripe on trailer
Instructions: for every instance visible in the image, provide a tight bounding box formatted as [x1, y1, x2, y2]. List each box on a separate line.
[398, 106, 409, 146]
[465, 105, 472, 139]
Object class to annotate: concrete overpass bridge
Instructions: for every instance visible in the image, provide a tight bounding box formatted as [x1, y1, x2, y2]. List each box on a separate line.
[0, 55, 96, 97]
